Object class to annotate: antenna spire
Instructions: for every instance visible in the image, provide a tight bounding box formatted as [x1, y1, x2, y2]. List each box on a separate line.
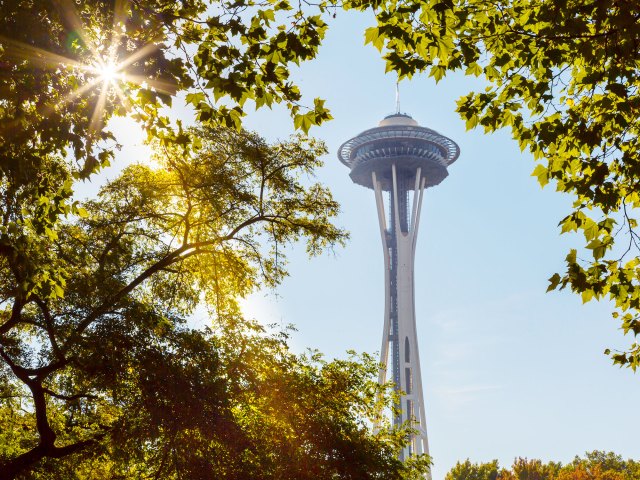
[395, 81, 401, 114]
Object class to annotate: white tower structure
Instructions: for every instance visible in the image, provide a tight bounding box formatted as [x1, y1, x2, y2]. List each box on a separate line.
[338, 113, 459, 472]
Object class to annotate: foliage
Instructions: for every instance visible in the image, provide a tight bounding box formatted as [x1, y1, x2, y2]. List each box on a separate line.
[348, 0, 640, 369]
[446, 452, 639, 480]
[1, 0, 191, 259]
[0, 123, 433, 477]
[1, 0, 339, 304]
[557, 451, 640, 480]
[0, 0, 440, 476]
[3, 316, 428, 479]
[445, 459, 500, 480]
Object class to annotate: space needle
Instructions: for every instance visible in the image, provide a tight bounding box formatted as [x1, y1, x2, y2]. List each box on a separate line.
[338, 106, 459, 473]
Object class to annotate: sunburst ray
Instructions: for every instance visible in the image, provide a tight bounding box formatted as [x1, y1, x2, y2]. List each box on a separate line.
[1, 0, 177, 139]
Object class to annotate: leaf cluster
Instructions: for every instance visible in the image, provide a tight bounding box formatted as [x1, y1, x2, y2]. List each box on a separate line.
[447, 451, 640, 480]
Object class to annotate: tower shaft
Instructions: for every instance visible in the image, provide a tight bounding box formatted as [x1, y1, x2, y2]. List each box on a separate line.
[373, 165, 429, 468]
[338, 112, 459, 478]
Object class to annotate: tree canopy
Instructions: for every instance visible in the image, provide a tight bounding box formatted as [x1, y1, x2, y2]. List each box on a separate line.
[3, 0, 640, 476]
[0, 122, 434, 477]
[446, 451, 640, 480]
[352, 0, 640, 369]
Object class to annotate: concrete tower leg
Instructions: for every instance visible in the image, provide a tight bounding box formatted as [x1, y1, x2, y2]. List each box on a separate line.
[372, 166, 431, 479]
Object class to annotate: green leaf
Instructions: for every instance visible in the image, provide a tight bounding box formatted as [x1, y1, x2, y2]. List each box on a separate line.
[364, 27, 384, 51]
[547, 273, 561, 292]
[185, 92, 206, 106]
[465, 62, 482, 77]
[531, 164, 549, 187]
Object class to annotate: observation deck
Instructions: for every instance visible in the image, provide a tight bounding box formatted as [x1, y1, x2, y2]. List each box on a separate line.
[337, 113, 460, 191]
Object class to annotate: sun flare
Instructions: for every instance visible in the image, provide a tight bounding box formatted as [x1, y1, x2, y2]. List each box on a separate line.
[0, 0, 177, 136]
[93, 61, 123, 85]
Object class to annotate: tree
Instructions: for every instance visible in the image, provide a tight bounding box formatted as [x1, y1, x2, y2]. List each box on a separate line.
[350, 0, 640, 369]
[445, 459, 500, 480]
[1, 0, 348, 311]
[3, 315, 428, 479]
[446, 453, 637, 480]
[446, 458, 559, 480]
[0, 125, 431, 478]
[507, 458, 560, 480]
[1, 0, 335, 302]
[557, 451, 640, 480]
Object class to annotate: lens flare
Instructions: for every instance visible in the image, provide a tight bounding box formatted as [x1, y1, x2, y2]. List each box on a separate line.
[92, 60, 123, 85]
[0, 0, 177, 135]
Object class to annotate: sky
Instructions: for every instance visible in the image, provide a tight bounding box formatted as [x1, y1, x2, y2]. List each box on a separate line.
[92, 9, 640, 479]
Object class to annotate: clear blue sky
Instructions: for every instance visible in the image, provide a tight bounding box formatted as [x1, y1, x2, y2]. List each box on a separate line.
[95, 9, 640, 479]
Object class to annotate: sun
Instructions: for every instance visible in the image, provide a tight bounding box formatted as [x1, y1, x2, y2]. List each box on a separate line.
[92, 60, 124, 85]
[0, 1, 178, 135]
